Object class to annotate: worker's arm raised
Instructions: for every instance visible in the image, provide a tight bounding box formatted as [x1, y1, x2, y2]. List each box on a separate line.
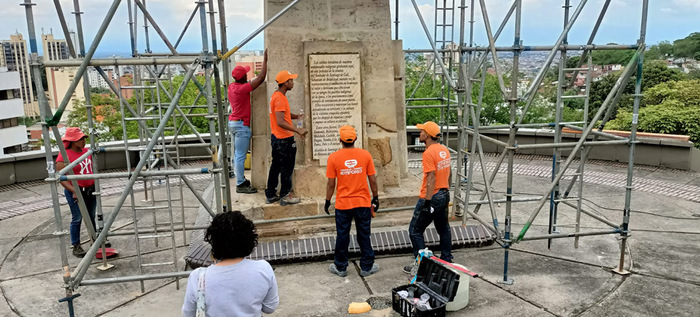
[250, 49, 267, 90]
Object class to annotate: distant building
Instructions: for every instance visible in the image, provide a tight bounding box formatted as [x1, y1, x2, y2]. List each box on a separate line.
[601, 64, 622, 72]
[235, 55, 264, 79]
[87, 66, 116, 90]
[0, 33, 39, 117]
[0, 67, 29, 155]
[114, 74, 133, 100]
[42, 33, 71, 61]
[42, 33, 87, 112]
[49, 67, 85, 113]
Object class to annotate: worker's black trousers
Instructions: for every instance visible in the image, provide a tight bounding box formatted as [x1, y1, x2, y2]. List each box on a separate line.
[408, 189, 453, 262]
[334, 207, 375, 272]
[265, 135, 296, 199]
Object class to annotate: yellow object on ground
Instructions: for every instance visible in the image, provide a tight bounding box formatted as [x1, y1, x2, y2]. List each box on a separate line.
[244, 153, 251, 170]
[348, 302, 371, 314]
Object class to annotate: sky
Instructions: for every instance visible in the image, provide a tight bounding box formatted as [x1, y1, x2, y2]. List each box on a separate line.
[0, 0, 697, 57]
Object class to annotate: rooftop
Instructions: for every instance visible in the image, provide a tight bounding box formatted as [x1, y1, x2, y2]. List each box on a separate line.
[0, 154, 699, 316]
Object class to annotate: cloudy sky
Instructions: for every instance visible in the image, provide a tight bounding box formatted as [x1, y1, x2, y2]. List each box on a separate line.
[1, 0, 697, 56]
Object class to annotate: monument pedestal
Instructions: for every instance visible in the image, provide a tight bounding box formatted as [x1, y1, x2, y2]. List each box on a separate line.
[248, 0, 407, 221]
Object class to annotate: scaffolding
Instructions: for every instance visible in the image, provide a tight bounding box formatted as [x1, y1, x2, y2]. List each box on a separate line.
[23, 0, 647, 314]
[405, 0, 647, 285]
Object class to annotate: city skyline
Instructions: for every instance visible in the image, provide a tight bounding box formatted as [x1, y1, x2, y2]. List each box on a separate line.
[0, 0, 697, 57]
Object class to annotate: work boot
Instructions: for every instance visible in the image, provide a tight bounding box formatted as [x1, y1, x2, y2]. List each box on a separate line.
[280, 194, 301, 206]
[236, 180, 258, 194]
[72, 244, 86, 258]
[265, 196, 280, 204]
[329, 264, 347, 277]
[229, 171, 235, 179]
[360, 263, 380, 277]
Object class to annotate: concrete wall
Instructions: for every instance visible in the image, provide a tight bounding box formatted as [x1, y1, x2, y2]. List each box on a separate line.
[0, 134, 211, 186]
[255, 0, 406, 197]
[406, 127, 700, 172]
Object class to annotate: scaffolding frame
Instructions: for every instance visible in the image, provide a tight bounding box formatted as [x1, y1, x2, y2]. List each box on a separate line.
[21, 0, 256, 313]
[24, 0, 647, 314]
[405, 0, 646, 285]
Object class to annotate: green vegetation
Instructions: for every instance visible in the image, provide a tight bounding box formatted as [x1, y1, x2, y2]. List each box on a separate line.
[607, 79, 700, 145]
[404, 32, 699, 148]
[646, 32, 700, 60]
[66, 74, 215, 142]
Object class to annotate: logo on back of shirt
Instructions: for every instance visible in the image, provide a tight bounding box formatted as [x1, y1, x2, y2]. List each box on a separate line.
[439, 151, 447, 159]
[344, 159, 357, 168]
[341, 159, 362, 175]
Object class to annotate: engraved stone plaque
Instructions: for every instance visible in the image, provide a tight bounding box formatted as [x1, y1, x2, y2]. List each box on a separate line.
[308, 54, 363, 163]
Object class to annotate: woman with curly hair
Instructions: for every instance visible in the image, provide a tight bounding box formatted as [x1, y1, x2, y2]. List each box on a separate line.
[182, 211, 279, 316]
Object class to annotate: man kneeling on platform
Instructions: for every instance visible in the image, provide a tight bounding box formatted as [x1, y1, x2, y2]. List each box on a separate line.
[326, 126, 380, 277]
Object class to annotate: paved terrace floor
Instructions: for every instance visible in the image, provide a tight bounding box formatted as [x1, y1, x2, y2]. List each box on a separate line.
[0, 154, 698, 316]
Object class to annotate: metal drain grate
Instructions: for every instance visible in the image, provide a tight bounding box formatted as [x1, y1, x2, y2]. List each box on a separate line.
[185, 224, 495, 268]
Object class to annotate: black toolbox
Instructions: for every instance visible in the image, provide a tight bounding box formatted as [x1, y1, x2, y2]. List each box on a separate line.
[391, 257, 460, 317]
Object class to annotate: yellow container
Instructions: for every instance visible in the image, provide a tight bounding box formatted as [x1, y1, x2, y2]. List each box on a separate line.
[244, 153, 251, 170]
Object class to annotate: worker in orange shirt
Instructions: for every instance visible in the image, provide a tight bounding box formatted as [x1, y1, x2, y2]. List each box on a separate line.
[404, 121, 453, 274]
[326, 126, 380, 277]
[265, 70, 307, 205]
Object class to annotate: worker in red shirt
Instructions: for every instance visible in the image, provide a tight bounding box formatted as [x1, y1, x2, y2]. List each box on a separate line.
[56, 127, 96, 257]
[325, 126, 380, 277]
[228, 50, 267, 193]
[404, 121, 453, 274]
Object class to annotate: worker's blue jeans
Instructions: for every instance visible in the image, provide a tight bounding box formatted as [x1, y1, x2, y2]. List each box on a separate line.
[65, 187, 96, 246]
[333, 207, 375, 272]
[408, 189, 453, 262]
[228, 120, 251, 186]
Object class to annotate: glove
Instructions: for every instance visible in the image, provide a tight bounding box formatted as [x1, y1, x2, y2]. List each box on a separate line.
[422, 199, 433, 214]
[371, 196, 379, 213]
[324, 200, 331, 215]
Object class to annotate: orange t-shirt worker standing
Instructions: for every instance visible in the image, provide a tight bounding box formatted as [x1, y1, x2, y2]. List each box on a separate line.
[264, 70, 307, 206]
[404, 121, 453, 275]
[325, 126, 380, 278]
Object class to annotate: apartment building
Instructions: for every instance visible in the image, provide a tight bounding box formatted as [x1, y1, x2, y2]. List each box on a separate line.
[0, 33, 39, 117]
[0, 67, 29, 155]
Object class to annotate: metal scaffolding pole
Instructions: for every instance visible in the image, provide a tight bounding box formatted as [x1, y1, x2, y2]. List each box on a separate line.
[614, 0, 649, 276]
[70, 62, 199, 289]
[500, 0, 521, 285]
[22, 0, 73, 291]
[515, 48, 641, 242]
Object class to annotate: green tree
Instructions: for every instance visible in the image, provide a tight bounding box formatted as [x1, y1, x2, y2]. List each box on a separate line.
[688, 68, 700, 79]
[645, 40, 674, 60]
[65, 74, 217, 142]
[66, 94, 123, 142]
[591, 45, 635, 65]
[566, 56, 581, 69]
[90, 87, 112, 94]
[587, 60, 686, 123]
[405, 55, 450, 125]
[472, 73, 508, 125]
[607, 79, 700, 147]
[672, 32, 700, 59]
